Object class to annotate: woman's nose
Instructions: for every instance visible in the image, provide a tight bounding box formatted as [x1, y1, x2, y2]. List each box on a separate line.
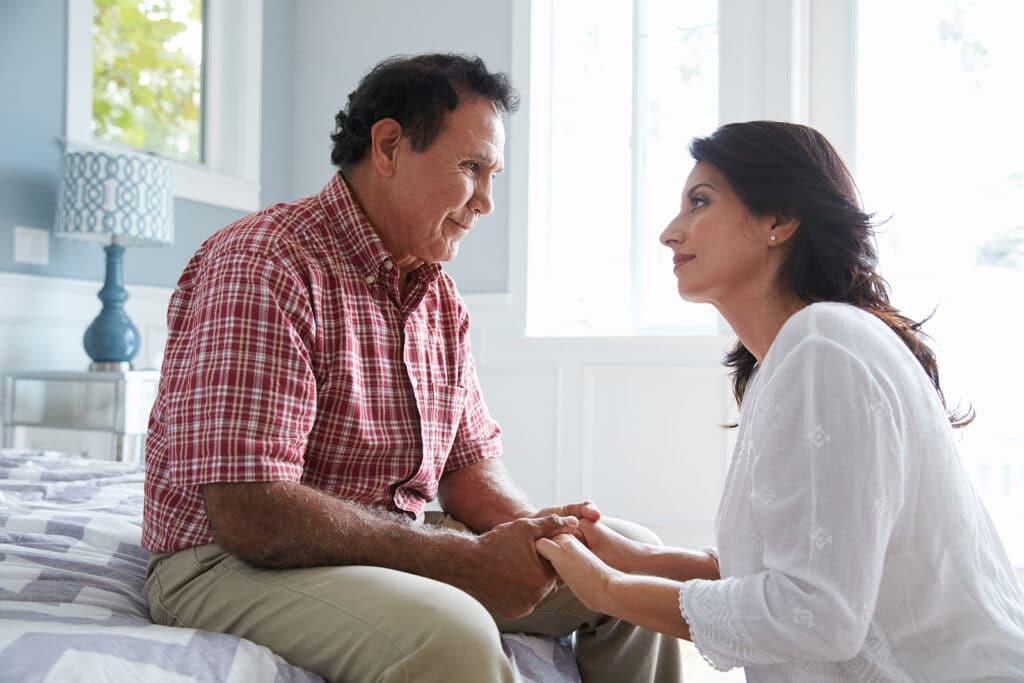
[660, 218, 683, 247]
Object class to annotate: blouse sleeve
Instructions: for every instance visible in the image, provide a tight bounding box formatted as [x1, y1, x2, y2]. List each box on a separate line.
[679, 334, 906, 669]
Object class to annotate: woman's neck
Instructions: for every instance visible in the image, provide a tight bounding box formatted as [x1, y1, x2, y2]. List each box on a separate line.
[717, 291, 806, 364]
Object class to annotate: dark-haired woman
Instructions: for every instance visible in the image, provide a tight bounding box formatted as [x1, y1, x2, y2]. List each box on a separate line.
[536, 121, 1024, 680]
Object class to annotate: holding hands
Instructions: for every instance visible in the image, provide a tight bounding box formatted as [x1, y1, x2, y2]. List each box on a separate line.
[536, 531, 621, 613]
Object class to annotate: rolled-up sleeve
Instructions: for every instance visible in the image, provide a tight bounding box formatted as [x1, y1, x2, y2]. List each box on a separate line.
[679, 336, 905, 669]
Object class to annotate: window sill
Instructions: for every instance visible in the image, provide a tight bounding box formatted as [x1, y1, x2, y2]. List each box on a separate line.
[173, 161, 260, 212]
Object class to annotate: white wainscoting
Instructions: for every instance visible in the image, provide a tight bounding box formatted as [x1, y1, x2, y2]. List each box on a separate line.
[468, 297, 738, 549]
[0, 272, 737, 549]
[0, 272, 172, 372]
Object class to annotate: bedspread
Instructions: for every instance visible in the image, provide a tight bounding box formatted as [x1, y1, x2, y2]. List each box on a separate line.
[0, 449, 579, 682]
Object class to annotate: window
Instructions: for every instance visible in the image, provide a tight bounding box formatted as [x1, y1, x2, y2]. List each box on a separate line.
[65, 0, 262, 211]
[523, 0, 721, 336]
[515, 0, 1021, 566]
[857, 0, 1024, 567]
[92, 0, 205, 164]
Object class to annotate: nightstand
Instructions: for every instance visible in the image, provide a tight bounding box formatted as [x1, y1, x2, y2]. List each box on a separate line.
[1, 369, 160, 463]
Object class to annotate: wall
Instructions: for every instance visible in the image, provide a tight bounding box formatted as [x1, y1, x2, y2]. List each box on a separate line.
[291, 0, 513, 294]
[0, 0, 294, 288]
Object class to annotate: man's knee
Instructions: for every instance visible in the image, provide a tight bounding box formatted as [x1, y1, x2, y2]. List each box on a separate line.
[399, 588, 515, 683]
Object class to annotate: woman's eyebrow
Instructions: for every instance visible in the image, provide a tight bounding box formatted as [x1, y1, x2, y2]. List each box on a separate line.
[687, 182, 716, 195]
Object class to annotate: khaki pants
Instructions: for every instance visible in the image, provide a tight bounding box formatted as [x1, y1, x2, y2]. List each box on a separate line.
[146, 515, 684, 683]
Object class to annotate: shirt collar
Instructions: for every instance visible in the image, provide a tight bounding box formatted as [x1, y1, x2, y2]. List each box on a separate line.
[318, 173, 442, 291]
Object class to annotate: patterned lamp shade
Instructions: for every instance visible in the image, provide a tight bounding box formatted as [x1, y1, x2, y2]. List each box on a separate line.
[54, 149, 174, 247]
[54, 149, 174, 367]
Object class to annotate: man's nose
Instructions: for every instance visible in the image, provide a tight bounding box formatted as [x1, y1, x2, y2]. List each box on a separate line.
[469, 177, 494, 216]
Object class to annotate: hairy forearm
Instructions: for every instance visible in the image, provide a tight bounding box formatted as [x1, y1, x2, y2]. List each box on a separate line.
[437, 458, 534, 532]
[203, 481, 477, 582]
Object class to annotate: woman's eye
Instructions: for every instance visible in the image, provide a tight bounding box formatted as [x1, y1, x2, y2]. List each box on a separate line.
[689, 195, 707, 211]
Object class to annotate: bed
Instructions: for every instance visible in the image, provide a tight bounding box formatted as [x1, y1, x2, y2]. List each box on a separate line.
[0, 449, 580, 682]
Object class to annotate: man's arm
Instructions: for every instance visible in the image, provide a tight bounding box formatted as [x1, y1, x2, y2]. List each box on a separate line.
[202, 480, 577, 618]
[436, 458, 534, 532]
[438, 458, 603, 535]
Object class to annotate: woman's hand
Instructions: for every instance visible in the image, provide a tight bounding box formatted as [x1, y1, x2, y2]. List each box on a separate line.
[574, 519, 646, 572]
[535, 533, 619, 613]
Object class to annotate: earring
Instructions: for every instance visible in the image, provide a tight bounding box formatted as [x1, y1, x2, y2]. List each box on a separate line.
[770, 234, 777, 242]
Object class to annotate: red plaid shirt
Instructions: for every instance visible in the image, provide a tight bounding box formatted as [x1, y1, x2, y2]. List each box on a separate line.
[142, 174, 502, 552]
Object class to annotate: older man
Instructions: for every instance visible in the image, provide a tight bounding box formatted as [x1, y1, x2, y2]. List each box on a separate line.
[142, 53, 682, 682]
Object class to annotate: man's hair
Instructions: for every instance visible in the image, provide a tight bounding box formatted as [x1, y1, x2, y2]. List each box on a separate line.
[330, 53, 519, 170]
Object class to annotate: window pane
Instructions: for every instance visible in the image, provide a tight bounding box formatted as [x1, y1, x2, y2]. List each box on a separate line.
[92, 0, 204, 163]
[529, 0, 719, 336]
[531, 0, 633, 335]
[634, 0, 719, 334]
[858, 1, 1024, 565]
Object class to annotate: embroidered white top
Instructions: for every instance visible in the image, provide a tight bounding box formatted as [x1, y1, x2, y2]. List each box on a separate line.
[679, 302, 1024, 681]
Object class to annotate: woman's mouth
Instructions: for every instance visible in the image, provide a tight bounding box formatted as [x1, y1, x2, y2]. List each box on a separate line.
[673, 254, 695, 267]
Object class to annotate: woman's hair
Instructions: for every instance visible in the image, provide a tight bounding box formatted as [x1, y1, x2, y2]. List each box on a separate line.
[330, 53, 519, 170]
[689, 121, 973, 428]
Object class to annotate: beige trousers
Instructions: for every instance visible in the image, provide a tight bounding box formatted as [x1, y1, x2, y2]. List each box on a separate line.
[145, 515, 684, 683]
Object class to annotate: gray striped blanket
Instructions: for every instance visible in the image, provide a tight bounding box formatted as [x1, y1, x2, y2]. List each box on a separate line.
[0, 449, 579, 682]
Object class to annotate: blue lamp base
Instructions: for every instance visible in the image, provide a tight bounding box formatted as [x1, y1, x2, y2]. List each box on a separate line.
[83, 243, 141, 367]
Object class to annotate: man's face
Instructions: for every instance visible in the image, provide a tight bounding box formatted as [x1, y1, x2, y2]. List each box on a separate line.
[384, 95, 505, 266]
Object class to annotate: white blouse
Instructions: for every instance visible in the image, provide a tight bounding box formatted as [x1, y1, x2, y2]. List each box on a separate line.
[679, 302, 1024, 681]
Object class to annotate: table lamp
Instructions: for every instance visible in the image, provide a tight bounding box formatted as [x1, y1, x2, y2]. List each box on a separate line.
[54, 148, 174, 370]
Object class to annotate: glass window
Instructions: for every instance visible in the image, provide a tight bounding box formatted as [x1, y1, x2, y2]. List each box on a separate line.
[527, 0, 720, 336]
[857, 0, 1024, 566]
[92, 0, 205, 163]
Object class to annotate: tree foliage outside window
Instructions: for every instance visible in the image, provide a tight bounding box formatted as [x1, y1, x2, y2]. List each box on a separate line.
[92, 0, 204, 163]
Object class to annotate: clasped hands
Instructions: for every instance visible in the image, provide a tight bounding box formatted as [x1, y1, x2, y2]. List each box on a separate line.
[472, 501, 634, 619]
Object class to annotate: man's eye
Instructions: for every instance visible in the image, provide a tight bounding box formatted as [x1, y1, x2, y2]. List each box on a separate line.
[463, 161, 480, 172]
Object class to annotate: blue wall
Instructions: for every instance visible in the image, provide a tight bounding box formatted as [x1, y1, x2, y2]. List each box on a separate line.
[0, 0, 294, 288]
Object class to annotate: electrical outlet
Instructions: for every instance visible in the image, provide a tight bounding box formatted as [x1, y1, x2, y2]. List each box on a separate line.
[14, 225, 50, 265]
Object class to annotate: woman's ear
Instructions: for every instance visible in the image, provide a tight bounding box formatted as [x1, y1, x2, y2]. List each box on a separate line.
[369, 118, 403, 177]
[768, 212, 800, 246]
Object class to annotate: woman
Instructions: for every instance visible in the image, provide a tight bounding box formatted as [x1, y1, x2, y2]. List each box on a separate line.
[536, 121, 1024, 679]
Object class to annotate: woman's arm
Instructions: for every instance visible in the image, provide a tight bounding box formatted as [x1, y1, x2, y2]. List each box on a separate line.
[537, 534, 694, 639]
[576, 519, 719, 580]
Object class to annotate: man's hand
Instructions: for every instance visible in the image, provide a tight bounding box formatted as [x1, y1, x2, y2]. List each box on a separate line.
[531, 501, 601, 544]
[463, 514, 579, 619]
[532, 501, 601, 524]
[535, 533, 618, 613]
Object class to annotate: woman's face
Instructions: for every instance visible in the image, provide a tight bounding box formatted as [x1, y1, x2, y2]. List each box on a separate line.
[659, 161, 775, 307]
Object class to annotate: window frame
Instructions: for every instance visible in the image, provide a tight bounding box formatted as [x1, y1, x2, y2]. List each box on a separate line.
[65, 0, 263, 212]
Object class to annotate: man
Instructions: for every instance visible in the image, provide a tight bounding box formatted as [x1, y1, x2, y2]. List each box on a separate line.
[142, 53, 683, 682]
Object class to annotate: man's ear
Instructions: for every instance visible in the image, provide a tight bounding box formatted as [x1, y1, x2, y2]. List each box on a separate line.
[769, 212, 800, 246]
[369, 118, 403, 177]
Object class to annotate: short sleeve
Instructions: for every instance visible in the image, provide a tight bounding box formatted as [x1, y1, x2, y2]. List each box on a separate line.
[163, 252, 319, 487]
[444, 316, 502, 472]
[679, 334, 905, 667]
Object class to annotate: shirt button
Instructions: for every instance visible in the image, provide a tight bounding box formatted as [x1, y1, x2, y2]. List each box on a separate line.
[364, 275, 376, 285]
[382, 260, 393, 270]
